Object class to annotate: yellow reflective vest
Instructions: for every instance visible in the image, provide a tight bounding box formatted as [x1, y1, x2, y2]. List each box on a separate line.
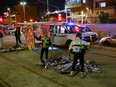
[41, 36, 51, 48]
[71, 38, 84, 53]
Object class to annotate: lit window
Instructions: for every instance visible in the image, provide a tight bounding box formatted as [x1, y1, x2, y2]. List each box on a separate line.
[60, 26, 65, 33]
[83, 0, 86, 3]
[99, 2, 106, 7]
[66, 0, 81, 5]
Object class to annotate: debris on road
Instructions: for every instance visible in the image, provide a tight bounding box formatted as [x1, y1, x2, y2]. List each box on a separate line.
[39, 56, 102, 74]
[54, 59, 102, 74]
[0, 44, 27, 53]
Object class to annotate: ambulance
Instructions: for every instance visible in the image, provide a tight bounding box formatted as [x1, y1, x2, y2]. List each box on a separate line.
[18, 22, 98, 47]
[48, 22, 98, 47]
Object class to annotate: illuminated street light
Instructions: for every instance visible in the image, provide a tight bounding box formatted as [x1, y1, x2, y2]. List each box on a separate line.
[30, 19, 33, 22]
[46, 11, 50, 15]
[55, 10, 59, 14]
[7, 8, 10, 11]
[7, 8, 11, 23]
[20, 1, 26, 22]
[81, 10, 84, 24]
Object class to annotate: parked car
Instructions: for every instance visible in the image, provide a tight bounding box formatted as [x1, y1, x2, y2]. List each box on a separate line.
[8, 28, 15, 35]
[99, 35, 116, 47]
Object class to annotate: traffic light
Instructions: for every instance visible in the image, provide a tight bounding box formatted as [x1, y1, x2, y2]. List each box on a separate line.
[58, 13, 62, 22]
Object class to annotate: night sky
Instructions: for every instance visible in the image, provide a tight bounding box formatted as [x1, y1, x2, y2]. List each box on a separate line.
[0, 0, 65, 15]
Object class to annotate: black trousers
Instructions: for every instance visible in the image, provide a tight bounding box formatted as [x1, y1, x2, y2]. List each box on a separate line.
[40, 48, 48, 61]
[15, 36, 22, 45]
[72, 53, 84, 72]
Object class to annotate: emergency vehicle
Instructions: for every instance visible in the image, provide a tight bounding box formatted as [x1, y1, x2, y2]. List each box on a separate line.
[17, 22, 98, 47]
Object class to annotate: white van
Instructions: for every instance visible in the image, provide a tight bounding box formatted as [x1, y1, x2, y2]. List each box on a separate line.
[49, 22, 98, 46]
[17, 22, 98, 47]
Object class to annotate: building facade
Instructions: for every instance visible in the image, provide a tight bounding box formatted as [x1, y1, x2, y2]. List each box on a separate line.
[65, 0, 116, 23]
[12, 5, 37, 22]
[93, 0, 116, 23]
[65, 0, 93, 23]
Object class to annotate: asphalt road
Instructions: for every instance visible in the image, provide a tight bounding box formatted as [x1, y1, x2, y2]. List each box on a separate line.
[0, 35, 116, 87]
[0, 44, 116, 87]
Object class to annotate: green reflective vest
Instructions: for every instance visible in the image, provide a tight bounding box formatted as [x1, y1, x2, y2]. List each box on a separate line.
[41, 36, 50, 48]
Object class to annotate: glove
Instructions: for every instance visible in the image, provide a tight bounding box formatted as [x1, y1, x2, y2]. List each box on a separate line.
[67, 53, 71, 60]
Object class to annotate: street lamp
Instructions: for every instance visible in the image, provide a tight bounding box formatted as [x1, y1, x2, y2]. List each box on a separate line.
[7, 8, 10, 12]
[86, 7, 94, 23]
[46, 0, 49, 21]
[20, 1, 26, 22]
[47, 0, 49, 12]
[7, 8, 11, 23]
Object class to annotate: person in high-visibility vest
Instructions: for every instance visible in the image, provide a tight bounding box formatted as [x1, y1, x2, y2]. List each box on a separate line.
[68, 32, 90, 78]
[39, 31, 51, 68]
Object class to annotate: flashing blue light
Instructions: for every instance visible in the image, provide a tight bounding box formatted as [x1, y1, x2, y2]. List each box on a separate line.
[81, 36, 85, 40]
[68, 22, 74, 25]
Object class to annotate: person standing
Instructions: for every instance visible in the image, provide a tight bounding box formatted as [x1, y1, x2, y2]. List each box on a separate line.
[0, 27, 4, 49]
[39, 31, 51, 68]
[68, 32, 90, 78]
[26, 27, 35, 50]
[14, 27, 22, 46]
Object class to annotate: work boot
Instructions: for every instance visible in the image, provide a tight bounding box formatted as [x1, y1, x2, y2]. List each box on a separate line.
[44, 59, 48, 69]
[39, 60, 45, 65]
[80, 72, 86, 78]
[39, 61, 42, 65]
[45, 63, 48, 69]
[70, 71, 75, 77]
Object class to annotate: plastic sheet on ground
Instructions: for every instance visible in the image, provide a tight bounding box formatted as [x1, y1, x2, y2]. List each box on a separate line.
[47, 56, 70, 66]
[0, 44, 27, 53]
[45, 56, 102, 74]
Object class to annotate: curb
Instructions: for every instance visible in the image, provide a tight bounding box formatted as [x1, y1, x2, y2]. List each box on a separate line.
[90, 45, 116, 52]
